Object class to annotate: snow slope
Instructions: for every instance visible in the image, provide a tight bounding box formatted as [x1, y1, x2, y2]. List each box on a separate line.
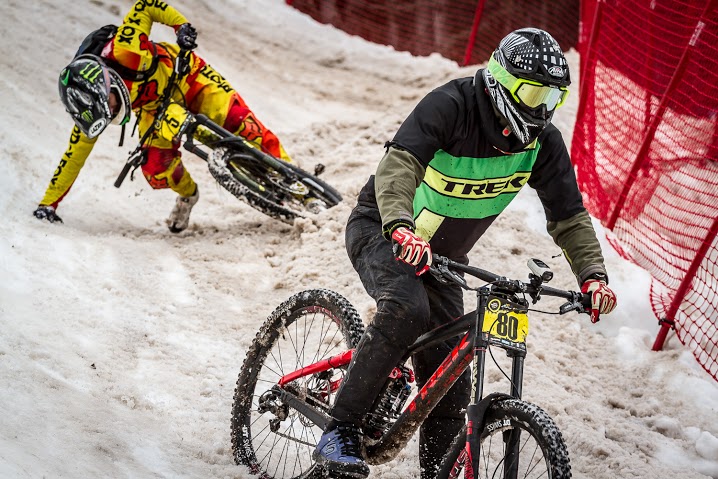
[1, 0, 717, 478]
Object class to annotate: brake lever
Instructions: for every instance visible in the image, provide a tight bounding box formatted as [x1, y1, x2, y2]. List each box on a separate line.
[175, 49, 192, 77]
[559, 301, 580, 314]
[429, 257, 468, 289]
[114, 147, 146, 188]
[558, 292, 589, 315]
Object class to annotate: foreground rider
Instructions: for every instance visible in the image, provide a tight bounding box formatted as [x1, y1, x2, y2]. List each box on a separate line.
[34, 0, 292, 233]
[313, 28, 618, 478]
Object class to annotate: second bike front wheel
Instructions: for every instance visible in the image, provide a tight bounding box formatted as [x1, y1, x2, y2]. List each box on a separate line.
[208, 146, 341, 224]
[231, 289, 365, 479]
[437, 398, 571, 479]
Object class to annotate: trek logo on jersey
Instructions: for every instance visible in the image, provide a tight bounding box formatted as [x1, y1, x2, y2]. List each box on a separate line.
[424, 167, 531, 199]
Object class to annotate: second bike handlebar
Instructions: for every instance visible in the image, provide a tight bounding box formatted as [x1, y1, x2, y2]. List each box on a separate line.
[116, 48, 193, 188]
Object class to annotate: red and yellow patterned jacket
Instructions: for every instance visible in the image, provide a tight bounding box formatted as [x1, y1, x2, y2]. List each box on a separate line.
[40, 1, 196, 208]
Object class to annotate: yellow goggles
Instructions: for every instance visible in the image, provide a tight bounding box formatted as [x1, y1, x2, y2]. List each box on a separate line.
[488, 56, 569, 111]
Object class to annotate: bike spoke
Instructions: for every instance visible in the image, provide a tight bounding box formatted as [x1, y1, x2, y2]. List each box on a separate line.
[234, 293, 364, 479]
[519, 435, 544, 478]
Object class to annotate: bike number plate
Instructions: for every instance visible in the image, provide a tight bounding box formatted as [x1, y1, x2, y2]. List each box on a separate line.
[483, 296, 529, 344]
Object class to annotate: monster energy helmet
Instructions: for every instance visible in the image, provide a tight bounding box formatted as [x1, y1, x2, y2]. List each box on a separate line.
[58, 54, 131, 139]
[481, 28, 571, 148]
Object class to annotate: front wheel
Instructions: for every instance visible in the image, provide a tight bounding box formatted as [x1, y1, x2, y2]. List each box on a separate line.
[437, 399, 571, 479]
[208, 146, 342, 224]
[231, 289, 365, 478]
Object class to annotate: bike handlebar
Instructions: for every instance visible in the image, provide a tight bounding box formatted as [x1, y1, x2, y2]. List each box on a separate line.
[116, 48, 193, 189]
[429, 254, 591, 315]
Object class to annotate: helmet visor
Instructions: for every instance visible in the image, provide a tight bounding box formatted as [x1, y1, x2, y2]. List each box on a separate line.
[488, 56, 568, 111]
[515, 81, 568, 110]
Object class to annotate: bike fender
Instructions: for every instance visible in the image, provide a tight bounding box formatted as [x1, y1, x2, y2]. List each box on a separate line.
[467, 392, 513, 436]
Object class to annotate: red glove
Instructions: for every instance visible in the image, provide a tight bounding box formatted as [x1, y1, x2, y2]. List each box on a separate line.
[391, 227, 432, 276]
[581, 279, 617, 323]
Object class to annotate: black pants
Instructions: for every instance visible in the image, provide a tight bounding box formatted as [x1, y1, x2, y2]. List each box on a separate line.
[332, 205, 471, 478]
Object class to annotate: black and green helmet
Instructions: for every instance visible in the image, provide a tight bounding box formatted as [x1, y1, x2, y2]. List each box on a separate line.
[58, 54, 131, 139]
[481, 28, 571, 147]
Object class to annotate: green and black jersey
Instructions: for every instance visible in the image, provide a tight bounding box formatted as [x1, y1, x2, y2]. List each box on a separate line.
[356, 72, 607, 284]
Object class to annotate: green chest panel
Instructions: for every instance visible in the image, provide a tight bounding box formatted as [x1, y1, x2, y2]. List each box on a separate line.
[413, 148, 539, 240]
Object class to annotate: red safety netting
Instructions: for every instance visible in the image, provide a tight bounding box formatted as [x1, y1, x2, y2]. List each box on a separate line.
[286, 0, 718, 381]
[573, 0, 718, 380]
[286, 0, 578, 66]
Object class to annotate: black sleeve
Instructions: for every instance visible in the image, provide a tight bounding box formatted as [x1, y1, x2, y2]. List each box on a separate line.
[528, 125, 585, 222]
[389, 88, 460, 167]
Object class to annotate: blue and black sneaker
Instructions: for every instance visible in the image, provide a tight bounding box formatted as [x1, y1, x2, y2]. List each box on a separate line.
[313, 422, 369, 478]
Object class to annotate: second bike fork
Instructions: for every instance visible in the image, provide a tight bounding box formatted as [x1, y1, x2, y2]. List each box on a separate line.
[466, 287, 526, 479]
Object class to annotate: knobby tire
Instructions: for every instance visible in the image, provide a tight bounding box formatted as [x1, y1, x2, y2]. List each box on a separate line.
[437, 398, 571, 479]
[208, 146, 341, 225]
[231, 289, 365, 479]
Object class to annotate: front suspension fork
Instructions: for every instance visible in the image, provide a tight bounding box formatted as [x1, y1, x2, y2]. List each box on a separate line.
[465, 289, 526, 478]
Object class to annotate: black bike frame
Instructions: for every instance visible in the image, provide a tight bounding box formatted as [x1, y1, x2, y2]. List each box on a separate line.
[268, 257, 587, 473]
[365, 286, 527, 469]
[266, 285, 533, 468]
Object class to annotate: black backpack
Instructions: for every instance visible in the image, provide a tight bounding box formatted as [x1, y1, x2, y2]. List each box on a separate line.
[73, 24, 158, 83]
[74, 24, 118, 58]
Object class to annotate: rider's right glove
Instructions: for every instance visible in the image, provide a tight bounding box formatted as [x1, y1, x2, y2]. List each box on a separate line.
[391, 227, 432, 276]
[176, 23, 198, 50]
[33, 205, 63, 224]
[581, 278, 617, 323]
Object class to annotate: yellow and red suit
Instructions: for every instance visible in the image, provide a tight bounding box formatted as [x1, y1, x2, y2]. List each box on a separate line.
[39, 0, 291, 209]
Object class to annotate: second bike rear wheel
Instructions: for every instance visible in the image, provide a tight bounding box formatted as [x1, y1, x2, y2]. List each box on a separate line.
[231, 289, 365, 479]
[437, 398, 571, 479]
[208, 146, 341, 224]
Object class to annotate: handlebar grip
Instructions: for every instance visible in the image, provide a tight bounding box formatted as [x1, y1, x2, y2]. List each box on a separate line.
[114, 162, 132, 188]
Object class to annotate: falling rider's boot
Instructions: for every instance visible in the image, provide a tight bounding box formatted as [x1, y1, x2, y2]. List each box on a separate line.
[167, 186, 199, 233]
[313, 421, 369, 478]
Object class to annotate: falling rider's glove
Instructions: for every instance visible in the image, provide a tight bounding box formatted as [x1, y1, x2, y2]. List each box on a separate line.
[176, 23, 197, 50]
[391, 227, 432, 276]
[581, 278, 617, 323]
[33, 205, 63, 224]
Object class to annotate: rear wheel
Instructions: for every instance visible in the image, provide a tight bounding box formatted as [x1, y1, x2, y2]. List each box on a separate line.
[208, 146, 342, 224]
[437, 399, 571, 479]
[231, 289, 365, 478]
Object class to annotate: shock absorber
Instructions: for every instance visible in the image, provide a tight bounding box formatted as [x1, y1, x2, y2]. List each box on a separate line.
[364, 365, 415, 439]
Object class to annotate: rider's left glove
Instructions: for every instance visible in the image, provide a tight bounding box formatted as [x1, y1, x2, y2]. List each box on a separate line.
[581, 279, 617, 323]
[391, 227, 432, 276]
[33, 205, 63, 224]
[176, 23, 198, 50]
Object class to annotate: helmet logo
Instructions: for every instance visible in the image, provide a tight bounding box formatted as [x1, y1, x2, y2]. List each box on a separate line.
[88, 118, 107, 138]
[79, 63, 102, 83]
[61, 69, 71, 86]
[548, 66, 564, 77]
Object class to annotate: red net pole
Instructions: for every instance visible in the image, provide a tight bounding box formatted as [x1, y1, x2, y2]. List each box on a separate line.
[653, 217, 718, 350]
[462, 0, 488, 66]
[578, 0, 603, 100]
[607, 19, 709, 229]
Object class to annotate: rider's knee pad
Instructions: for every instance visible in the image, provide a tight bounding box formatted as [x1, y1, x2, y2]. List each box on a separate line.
[142, 147, 195, 196]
